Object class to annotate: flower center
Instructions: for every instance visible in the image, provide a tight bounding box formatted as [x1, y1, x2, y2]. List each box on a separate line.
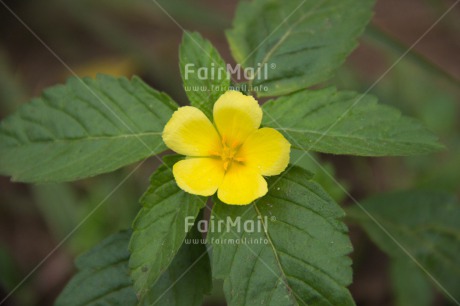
[210, 135, 244, 171]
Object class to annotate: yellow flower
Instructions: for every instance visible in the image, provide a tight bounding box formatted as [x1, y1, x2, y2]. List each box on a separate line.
[162, 91, 290, 205]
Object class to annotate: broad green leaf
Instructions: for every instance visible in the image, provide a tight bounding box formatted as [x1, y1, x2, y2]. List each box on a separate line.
[227, 0, 374, 97]
[0, 74, 177, 182]
[179, 31, 230, 118]
[129, 162, 206, 300]
[209, 166, 354, 305]
[56, 230, 212, 306]
[262, 88, 443, 156]
[348, 191, 460, 303]
[390, 259, 433, 306]
[55, 231, 137, 306]
[142, 226, 212, 306]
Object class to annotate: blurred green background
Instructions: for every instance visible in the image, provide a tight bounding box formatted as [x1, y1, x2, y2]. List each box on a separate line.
[0, 0, 459, 305]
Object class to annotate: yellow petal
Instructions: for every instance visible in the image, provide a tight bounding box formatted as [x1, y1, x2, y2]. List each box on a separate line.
[237, 128, 291, 176]
[213, 91, 262, 145]
[173, 158, 225, 196]
[217, 163, 267, 205]
[162, 106, 221, 156]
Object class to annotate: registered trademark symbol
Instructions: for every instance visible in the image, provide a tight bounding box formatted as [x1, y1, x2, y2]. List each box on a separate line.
[270, 63, 276, 69]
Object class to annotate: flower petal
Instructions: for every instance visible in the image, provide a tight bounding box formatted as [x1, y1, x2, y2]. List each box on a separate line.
[217, 163, 267, 205]
[237, 127, 291, 176]
[213, 91, 262, 145]
[173, 157, 225, 196]
[163, 106, 221, 156]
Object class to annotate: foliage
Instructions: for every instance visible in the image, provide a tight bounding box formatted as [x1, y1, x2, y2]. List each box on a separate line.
[179, 32, 230, 119]
[0, 75, 176, 182]
[209, 166, 354, 305]
[262, 88, 442, 156]
[129, 157, 206, 300]
[0, 0, 456, 305]
[227, 0, 375, 96]
[348, 191, 460, 303]
[56, 229, 211, 306]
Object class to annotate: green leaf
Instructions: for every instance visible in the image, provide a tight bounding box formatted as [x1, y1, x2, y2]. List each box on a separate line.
[179, 31, 230, 118]
[390, 259, 434, 306]
[348, 191, 460, 303]
[143, 226, 212, 306]
[209, 166, 354, 305]
[129, 162, 206, 300]
[55, 231, 138, 306]
[56, 230, 212, 306]
[227, 0, 375, 97]
[0, 74, 177, 183]
[262, 88, 443, 156]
